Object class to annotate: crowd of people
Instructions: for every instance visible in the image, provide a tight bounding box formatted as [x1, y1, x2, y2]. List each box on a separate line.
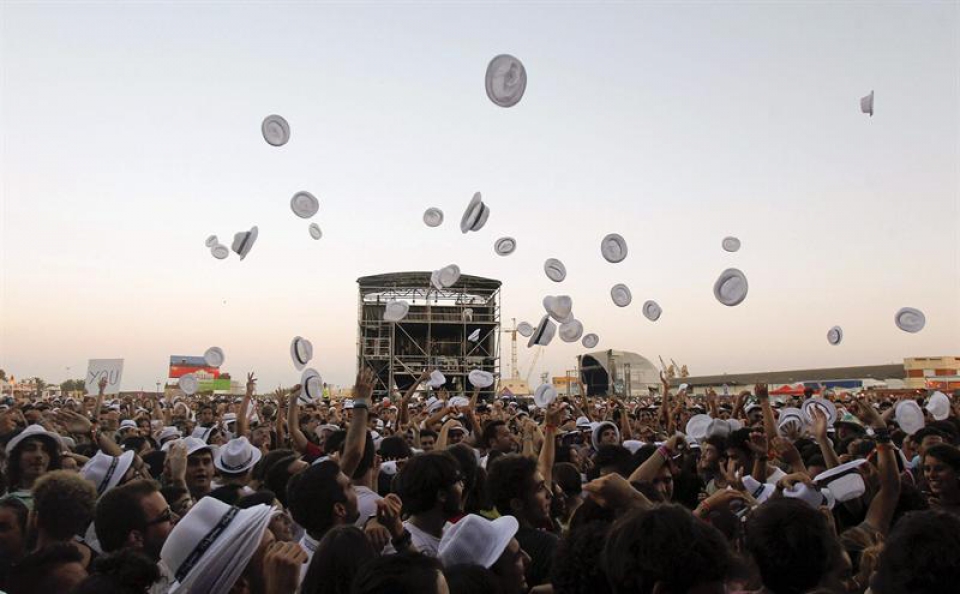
[1, 368, 959, 594]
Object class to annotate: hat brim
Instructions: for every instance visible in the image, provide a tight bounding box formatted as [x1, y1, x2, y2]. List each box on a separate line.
[460, 193, 485, 233]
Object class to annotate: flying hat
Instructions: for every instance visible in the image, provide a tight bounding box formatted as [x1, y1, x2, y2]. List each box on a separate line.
[895, 400, 925, 435]
[485, 54, 527, 108]
[575, 416, 592, 430]
[533, 384, 557, 408]
[261, 114, 290, 146]
[179, 374, 199, 396]
[860, 90, 874, 117]
[742, 475, 776, 503]
[161, 497, 273, 594]
[543, 259, 567, 282]
[494, 237, 516, 256]
[827, 326, 843, 346]
[591, 421, 620, 450]
[894, 307, 925, 333]
[449, 396, 471, 409]
[801, 398, 837, 427]
[300, 368, 323, 404]
[468, 369, 495, 388]
[383, 300, 410, 322]
[601, 234, 628, 263]
[436, 264, 461, 289]
[516, 322, 534, 337]
[205, 235, 218, 248]
[582, 333, 599, 349]
[559, 319, 583, 343]
[926, 391, 951, 421]
[722, 236, 741, 252]
[611, 284, 632, 307]
[527, 315, 557, 347]
[210, 244, 229, 260]
[204, 347, 225, 368]
[427, 370, 446, 389]
[231, 226, 258, 261]
[309, 223, 322, 240]
[685, 414, 712, 440]
[460, 192, 490, 233]
[214, 437, 262, 474]
[713, 268, 748, 306]
[814, 459, 868, 502]
[290, 191, 319, 219]
[290, 336, 313, 371]
[642, 300, 662, 322]
[468, 329, 481, 342]
[80, 450, 136, 497]
[423, 208, 444, 227]
[543, 295, 573, 323]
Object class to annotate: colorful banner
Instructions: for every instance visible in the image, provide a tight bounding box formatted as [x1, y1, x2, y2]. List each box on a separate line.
[169, 355, 221, 380]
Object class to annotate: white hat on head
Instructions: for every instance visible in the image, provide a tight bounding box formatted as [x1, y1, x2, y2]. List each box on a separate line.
[814, 459, 867, 502]
[191, 426, 216, 444]
[119, 419, 138, 432]
[713, 268, 748, 307]
[423, 208, 444, 227]
[80, 450, 136, 497]
[601, 234, 628, 263]
[591, 421, 620, 450]
[894, 307, 925, 333]
[290, 191, 319, 219]
[261, 114, 290, 146]
[161, 497, 273, 594]
[231, 226, 258, 261]
[182, 436, 213, 457]
[527, 315, 557, 347]
[426, 397, 444, 415]
[383, 300, 410, 323]
[611, 284, 632, 307]
[215, 437, 262, 474]
[5, 425, 62, 456]
[722, 236, 741, 252]
[460, 192, 490, 233]
[485, 54, 527, 108]
[440, 514, 519, 568]
[543, 259, 567, 283]
[926, 391, 951, 422]
[468, 370, 495, 389]
[575, 416, 592, 430]
[494, 237, 516, 256]
[158, 426, 182, 444]
[533, 384, 557, 408]
[559, 319, 583, 343]
[290, 336, 314, 371]
[543, 295, 573, 323]
[581, 333, 599, 349]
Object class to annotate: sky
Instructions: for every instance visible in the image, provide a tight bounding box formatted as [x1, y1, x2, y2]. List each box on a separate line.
[1, 1, 958, 392]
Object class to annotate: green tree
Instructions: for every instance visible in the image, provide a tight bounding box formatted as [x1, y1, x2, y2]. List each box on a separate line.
[0, 369, 6, 381]
[34, 377, 47, 396]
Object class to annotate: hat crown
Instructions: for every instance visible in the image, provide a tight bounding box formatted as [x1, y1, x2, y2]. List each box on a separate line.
[440, 514, 518, 568]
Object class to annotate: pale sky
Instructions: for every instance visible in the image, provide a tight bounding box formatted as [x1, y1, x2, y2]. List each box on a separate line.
[2, 1, 958, 392]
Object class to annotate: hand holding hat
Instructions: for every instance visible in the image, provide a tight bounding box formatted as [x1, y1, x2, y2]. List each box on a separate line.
[263, 542, 309, 594]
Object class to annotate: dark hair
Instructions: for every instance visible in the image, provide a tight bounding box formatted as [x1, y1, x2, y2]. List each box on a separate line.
[6, 432, 62, 488]
[379, 436, 412, 460]
[745, 498, 840, 594]
[288, 460, 346, 538]
[141, 450, 166, 479]
[420, 429, 439, 442]
[589, 445, 633, 481]
[446, 443, 491, 514]
[481, 421, 507, 450]
[95, 479, 159, 553]
[553, 463, 582, 498]
[552, 521, 613, 594]
[555, 443, 580, 466]
[871, 509, 960, 594]
[568, 498, 617, 533]
[0, 496, 29, 538]
[72, 549, 160, 594]
[727, 428, 754, 458]
[487, 454, 539, 517]
[159, 485, 188, 507]
[301, 525, 376, 594]
[265, 454, 300, 507]
[207, 483, 244, 505]
[6, 543, 85, 594]
[603, 504, 731, 594]
[351, 551, 442, 594]
[120, 436, 148, 454]
[924, 443, 960, 472]
[33, 470, 97, 540]
[251, 448, 295, 484]
[394, 451, 461, 516]
[326, 431, 376, 480]
[443, 564, 504, 594]
[237, 489, 277, 509]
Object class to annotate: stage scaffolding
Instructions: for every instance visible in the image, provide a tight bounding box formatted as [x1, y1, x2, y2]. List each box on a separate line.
[356, 272, 501, 400]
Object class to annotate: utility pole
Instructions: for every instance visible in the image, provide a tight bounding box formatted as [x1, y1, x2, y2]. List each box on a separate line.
[502, 318, 520, 379]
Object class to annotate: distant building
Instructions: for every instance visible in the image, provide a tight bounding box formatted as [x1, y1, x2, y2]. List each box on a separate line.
[672, 363, 907, 395]
[904, 356, 960, 391]
[577, 351, 661, 397]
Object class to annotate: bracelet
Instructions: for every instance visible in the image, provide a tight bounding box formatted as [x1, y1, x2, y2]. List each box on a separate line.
[657, 445, 673, 460]
[545, 424, 557, 431]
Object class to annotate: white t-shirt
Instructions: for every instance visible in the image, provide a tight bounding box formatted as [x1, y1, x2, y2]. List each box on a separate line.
[403, 520, 443, 557]
[354, 486, 383, 528]
[298, 532, 320, 584]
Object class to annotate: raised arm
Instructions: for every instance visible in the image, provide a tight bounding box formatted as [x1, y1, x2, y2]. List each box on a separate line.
[274, 388, 287, 447]
[810, 407, 840, 469]
[539, 403, 561, 488]
[92, 376, 107, 423]
[341, 368, 374, 478]
[629, 433, 681, 484]
[237, 372, 255, 438]
[865, 432, 901, 535]
[285, 386, 309, 454]
[756, 384, 778, 441]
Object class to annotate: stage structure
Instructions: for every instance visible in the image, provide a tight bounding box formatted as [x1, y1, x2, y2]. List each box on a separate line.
[357, 272, 501, 399]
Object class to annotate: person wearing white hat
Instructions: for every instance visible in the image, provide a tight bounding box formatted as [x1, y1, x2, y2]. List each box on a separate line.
[591, 421, 620, 451]
[3, 424, 63, 508]
[80, 450, 137, 497]
[439, 514, 529, 594]
[213, 437, 262, 496]
[178, 437, 215, 500]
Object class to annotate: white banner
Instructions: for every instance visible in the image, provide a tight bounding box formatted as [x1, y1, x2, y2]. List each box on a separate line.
[85, 359, 124, 395]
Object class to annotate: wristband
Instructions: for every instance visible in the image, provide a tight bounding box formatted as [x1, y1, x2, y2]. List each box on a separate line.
[657, 445, 673, 460]
[874, 428, 891, 444]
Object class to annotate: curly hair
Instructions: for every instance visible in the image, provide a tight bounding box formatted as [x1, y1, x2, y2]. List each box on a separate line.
[33, 470, 97, 540]
[486, 454, 538, 516]
[393, 451, 461, 516]
[73, 549, 160, 594]
[872, 509, 960, 594]
[551, 521, 613, 594]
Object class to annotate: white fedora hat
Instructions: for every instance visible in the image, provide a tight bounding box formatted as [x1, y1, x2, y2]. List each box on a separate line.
[860, 90, 874, 117]
[427, 370, 446, 389]
[214, 437, 262, 474]
[527, 315, 557, 347]
[80, 450, 135, 497]
[926, 391, 951, 422]
[309, 223, 322, 240]
[642, 300, 662, 322]
[494, 237, 516, 256]
[437, 264, 461, 288]
[290, 336, 314, 371]
[611, 284, 632, 307]
[181, 436, 213, 457]
[383, 300, 410, 322]
[261, 114, 290, 146]
[801, 398, 837, 427]
[516, 322, 534, 337]
[543, 258, 566, 282]
[721, 236, 741, 252]
[423, 207, 444, 228]
[827, 326, 843, 346]
[777, 408, 806, 435]
[210, 244, 229, 260]
[300, 368, 323, 404]
[178, 374, 199, 396]
[205, 235, 218, 248]
[894, 307, 925, 333]
[784, 482, 834, 510]
[533, 384, 558, 408]
[814, 459, 867, 502]
[290, 191, 319, 219]
[468, 369, 495, 389]
[191, 426, 216, 443]
[468, 328, 481, 342]
[581, 333, 599, 349]
[460, 192, 490, 233]
[204, 346, 225, 368]
[440, 514, 519, 569]
[601, 234, 628, 263]
[543, 295, 573, 323]
[231, 226, 258, 261]
[591, 421, 620, 450]
[685, 414, 712, 441]
[158, 426, 183, 444]
[559, 319, 583, 343]
[742, 475, 776, 504]
[162, 497, 273, 594]
[485, 54, 527, 108]
[713, 268, 748, 307]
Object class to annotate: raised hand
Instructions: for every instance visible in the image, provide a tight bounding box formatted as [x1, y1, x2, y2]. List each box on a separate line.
[376, 493, 404, 539]
[584, 473, 651, 510]
[746, 430, 769, 456]
[166, 441, 188, 483]
[263, 541, 308, 594]
[55, 409, 92, 434]
[755, 383, 769, 399]
[354, 368, 375, 404]
[246, 372, 257, 394]
[810, 407, 829, 441]
[544, 402, 563, 428]
[98, 376, 108, 395]
[772, 436, 802, 467]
